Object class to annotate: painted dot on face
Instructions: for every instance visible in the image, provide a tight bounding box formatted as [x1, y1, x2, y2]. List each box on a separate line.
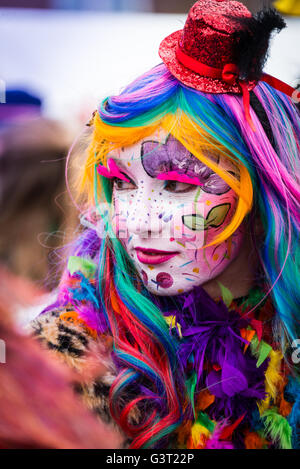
[156, 272, 174, 289]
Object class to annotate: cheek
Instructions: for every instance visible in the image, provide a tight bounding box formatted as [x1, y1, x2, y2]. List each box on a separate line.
[202, 191, 238, 243]
[183, 223, 244, 283]
[171, 191, 237, 245]
[205, 225, 244, 272]
[173, 190, 241, 274]
[161, 225, 244, 294]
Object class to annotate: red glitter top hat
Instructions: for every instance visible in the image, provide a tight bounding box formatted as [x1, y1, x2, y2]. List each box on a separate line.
[159, 0, 254, 94]
[159, 0, 300, 128]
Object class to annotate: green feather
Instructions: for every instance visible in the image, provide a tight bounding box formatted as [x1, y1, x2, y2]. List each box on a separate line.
[217, 282, 233, 308]
[261, 407, 292, 449]
[186, 371, 197, 419]
[67, 256, 97, 279]
[250, 334, 272, 367]
[239, 286, 266, 311]
[256, 341, 272, 367]
[196, 412, 215, 433]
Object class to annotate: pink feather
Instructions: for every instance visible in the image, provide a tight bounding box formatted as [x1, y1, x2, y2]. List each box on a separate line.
[205, 421, 234, 449]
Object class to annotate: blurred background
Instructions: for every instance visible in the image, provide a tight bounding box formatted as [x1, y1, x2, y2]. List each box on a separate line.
[0, 0, 299, 324]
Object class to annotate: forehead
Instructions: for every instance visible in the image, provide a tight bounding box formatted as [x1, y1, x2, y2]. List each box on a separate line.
[109, 130, 238, 176]
[111, 129, 168, 161]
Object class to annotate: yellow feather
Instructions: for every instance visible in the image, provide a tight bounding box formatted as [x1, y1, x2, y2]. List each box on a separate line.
[164, 315, 182, 338]
[258, 350, 283, 415]
[191, 423, 210, 447]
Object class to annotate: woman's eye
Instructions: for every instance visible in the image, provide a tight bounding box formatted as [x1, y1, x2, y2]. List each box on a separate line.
[163, 180, 196, 193]
[113, 178, 136, 191]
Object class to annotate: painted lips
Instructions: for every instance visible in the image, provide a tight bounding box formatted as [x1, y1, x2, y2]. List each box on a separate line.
[135, 247, 179, 265]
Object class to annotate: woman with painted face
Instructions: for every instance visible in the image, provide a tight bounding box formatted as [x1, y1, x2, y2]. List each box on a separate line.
[31, 1, 300, 449]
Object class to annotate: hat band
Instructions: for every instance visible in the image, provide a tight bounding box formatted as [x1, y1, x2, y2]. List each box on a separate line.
[175, 46, 239, 85]
[175, 45, 300, 131]
[261, 73, 300, 103]
[176, 45, 300, 102]
[175, 45, 256, 130]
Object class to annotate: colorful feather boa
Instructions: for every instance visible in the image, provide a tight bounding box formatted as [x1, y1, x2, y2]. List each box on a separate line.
[55, 255, 298, 449]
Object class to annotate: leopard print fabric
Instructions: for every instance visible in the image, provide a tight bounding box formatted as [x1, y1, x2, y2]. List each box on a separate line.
[29, 308, 132, 447]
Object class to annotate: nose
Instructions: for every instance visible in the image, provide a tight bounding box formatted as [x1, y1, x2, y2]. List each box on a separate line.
[126, 188, 162, 238]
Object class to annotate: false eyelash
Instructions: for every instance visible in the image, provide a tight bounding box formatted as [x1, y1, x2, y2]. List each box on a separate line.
[111, 176, 122, 185]
[111, 175, 136, 189]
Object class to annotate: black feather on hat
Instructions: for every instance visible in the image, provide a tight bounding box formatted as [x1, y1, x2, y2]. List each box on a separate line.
[230, 8, 286, 82]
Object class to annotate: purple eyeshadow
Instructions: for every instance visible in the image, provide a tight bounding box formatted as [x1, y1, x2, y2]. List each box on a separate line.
[141, 135, 230, 195]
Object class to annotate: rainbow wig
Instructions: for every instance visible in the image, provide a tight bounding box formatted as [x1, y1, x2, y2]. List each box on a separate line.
[57, 63, 299, 448]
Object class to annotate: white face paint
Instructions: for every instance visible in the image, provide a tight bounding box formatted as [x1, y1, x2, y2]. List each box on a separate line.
[105, 130, 244, 296]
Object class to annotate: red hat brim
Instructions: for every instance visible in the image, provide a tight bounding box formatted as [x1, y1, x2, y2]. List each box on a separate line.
[159, 30, 256, 94]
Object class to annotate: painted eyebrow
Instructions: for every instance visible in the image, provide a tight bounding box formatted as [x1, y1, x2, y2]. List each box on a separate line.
[96, 158, 130, 182]
[156, 171, 203, 186]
